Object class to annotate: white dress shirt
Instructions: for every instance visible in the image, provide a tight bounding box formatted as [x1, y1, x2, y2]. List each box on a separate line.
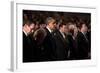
[46, 26, 52, 33]
[23, 30, 28, 36]
[60, 30, 65, 39]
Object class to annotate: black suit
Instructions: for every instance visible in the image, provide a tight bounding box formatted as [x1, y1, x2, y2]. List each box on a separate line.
[23, 32, 36, 62]
[86, 31, 91, 53]
[53, 30, 68, 60]
[66, 34, 78, 60]
[42, 28, 56, 61]
[76, 32, 89, 59]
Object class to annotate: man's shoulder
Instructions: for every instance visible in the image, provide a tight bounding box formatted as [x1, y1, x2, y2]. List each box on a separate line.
[23, 32, 27, 39]
[77, 32, 84, 37]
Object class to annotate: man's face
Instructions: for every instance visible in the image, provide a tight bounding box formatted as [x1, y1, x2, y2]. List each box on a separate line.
[74, 26, 78, 37]
[81, 24, 88, 33]
[26, 23, 35, 34]
[62, 25, 68, 33]
[68, 24, 75, 30]
[35, 24, 40, 30]
[49, 20, 56, 30]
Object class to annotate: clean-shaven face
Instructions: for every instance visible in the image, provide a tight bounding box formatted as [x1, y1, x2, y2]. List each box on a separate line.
[49, 20, 56, 30]
[27, 23, 35, 34]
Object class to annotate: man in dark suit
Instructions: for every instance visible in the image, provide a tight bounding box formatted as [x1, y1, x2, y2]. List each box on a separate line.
[66, 23, 78, 60]
[86, 25, 91, 58]
[33, 28, 47, 61]
[53, 22, 69, 60]
[42, 17, 57, 61]
[76, 22, 89, 59]
[23, 20, 36, 62]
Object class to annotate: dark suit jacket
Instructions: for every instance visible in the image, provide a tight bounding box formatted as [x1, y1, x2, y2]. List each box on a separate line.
[53, 30, 68, 60]
[86, 31, 91, 53]
[42, 28, 56, 61]
[23, 32, 36, 62]
[76, 32, 89, 59]
[33, 28, 47, 61]
[66, 34, 78, 60]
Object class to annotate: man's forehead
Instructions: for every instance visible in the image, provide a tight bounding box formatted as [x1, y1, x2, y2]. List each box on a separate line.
[31, 23, 35, 25]
[30, 23, 35, 27]
[63, 25, 67, 28]
[82, 24, 87, 27]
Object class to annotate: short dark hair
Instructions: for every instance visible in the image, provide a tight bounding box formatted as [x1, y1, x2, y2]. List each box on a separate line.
[45, 17, 56, 25]
[23, 19, 35, 26]
[59, 22, 66, 28]
[77, 21, 87, 29]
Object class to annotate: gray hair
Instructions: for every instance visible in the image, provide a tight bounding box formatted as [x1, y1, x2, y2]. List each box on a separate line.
[45, 17, 55, 25]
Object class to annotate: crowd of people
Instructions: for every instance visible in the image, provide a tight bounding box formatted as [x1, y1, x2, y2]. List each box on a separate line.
[23, 10, 91, 62]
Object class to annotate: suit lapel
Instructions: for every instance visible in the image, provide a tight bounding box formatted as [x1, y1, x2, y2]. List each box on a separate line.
[81, 32, 89, 43]
[57, 31, 66, 44]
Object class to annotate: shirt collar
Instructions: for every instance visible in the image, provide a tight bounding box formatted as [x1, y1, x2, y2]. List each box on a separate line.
[46, 26, 52, 33]
[23, 30, 28, 36]
[60, 30, 65, 38]
[81, 31, 86, 35]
